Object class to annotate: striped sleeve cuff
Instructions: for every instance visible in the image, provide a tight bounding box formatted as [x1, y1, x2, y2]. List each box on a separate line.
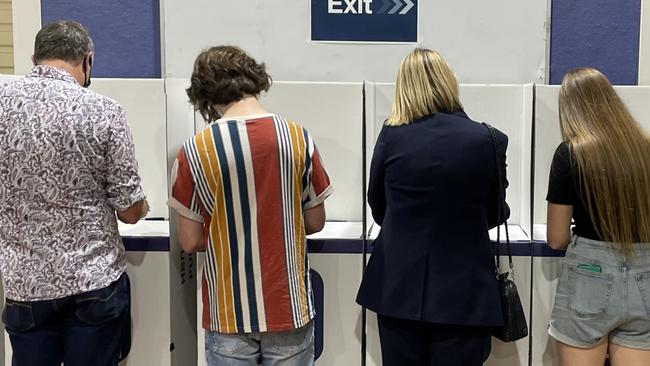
[303, 185, 334, 210]
[167, 196, 204, 223]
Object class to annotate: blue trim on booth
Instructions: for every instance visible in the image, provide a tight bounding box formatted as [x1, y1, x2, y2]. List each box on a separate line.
[122, 236, 169, 252]
[532, 241, 566, 257]
[308, 238, 364, 254]
[121, 236, 567, 257]
[40, 0, 162, 78]
[365, 240, 565, 258]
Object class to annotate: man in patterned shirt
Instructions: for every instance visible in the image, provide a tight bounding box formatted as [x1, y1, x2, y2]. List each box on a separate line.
[0, 21, 149, 365]
[169, 46, 332, 365]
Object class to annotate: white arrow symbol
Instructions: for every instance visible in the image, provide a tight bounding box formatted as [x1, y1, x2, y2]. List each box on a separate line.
[388, 0, 402, 15]
[400, 0, 414, 14]
[378, 0, 393, 14]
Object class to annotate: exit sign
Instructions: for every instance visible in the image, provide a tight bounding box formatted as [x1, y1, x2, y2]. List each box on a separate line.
[311, 0, 418, 42]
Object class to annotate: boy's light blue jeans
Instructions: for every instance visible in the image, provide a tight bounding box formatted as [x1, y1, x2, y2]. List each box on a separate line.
[205, 321, 314, 366]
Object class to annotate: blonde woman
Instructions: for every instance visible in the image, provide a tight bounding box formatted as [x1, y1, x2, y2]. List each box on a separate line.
[546, 68, 650, 366]
[356, 48, 509, 366]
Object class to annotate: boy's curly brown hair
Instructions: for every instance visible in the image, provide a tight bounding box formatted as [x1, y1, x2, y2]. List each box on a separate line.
[186, 46, 272, 122]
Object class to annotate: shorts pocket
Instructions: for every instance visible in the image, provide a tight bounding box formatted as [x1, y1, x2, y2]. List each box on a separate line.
[75, 276, 127, 325]
[635, 271, 650, 317]
[2, 299, 36, 332]
[568, 266, 613, 318]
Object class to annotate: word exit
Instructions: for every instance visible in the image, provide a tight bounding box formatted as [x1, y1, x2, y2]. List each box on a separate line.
[327, 0, 415, 15]
[328, 0, 372, 14]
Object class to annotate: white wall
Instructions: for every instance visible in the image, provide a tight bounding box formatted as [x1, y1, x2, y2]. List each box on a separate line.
[14, 0, 549, 83]
[163, 0, 548, 84]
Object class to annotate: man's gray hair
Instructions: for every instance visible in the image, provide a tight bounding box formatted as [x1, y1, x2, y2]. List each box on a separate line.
[34, 20, 94, 65]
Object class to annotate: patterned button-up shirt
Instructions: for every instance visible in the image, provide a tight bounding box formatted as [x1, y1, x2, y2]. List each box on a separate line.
[0, 66, 145, 301]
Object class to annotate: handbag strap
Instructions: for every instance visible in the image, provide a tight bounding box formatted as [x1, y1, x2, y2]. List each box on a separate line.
[482, 123, 513, 275]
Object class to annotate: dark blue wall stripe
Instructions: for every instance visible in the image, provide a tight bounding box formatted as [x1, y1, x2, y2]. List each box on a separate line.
[550, 0, 641, 85]
[41, 0, 161, 78]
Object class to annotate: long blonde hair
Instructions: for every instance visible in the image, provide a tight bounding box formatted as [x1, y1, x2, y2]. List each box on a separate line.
[559, 67, 650, 254]
[387, 48, 463, 126]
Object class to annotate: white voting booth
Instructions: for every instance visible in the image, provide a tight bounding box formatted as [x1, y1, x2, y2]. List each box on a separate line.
[2, 72, 650, 366]
[363, 82, 534, 366]
[192, 82, 366, 366]
[531, 85, 650, 366]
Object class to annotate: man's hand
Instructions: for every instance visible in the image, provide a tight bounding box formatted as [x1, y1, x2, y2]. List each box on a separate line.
[117, 199, 149, 224]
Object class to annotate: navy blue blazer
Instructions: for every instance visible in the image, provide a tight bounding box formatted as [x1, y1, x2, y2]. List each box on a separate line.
[356, 111, 509, 327]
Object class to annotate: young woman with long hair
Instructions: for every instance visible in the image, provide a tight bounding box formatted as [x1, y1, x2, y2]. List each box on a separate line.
[546, 67, 650, 366]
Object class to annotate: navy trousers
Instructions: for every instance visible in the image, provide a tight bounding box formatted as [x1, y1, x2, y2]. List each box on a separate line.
[3, 273, 131, 366]
[377, 314, 492, 366]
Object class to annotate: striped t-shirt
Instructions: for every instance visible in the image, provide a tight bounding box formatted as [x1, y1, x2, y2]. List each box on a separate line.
[169, 113, 333, 333]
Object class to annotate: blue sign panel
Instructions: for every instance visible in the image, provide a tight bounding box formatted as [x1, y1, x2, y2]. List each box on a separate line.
[311, 0, 418, 42]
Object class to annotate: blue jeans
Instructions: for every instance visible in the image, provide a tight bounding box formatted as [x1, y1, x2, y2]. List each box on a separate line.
[205, 321, 314, 366]
[3, 272, 131, 366]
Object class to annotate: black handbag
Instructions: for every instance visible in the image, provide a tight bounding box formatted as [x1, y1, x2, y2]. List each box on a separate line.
[483, 123, 528, 343]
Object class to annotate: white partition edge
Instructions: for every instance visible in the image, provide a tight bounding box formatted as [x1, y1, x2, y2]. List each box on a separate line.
[363, 81, 377, 236]
[12, 0, 40, 75]
[158, 0, 167, 78]
[532, 85, 560, 235]
[519, 84, 534, 237]
[640, 0, 650, 85]
[166, 78, 199, 366]
[543, 0, 553, 84]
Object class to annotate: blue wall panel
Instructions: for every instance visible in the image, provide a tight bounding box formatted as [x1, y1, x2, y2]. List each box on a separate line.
[550, 0, 641, 85]
[41, 0, 161, 78]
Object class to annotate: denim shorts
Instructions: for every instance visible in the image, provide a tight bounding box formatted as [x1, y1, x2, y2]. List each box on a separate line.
[549, 236, 650, 350]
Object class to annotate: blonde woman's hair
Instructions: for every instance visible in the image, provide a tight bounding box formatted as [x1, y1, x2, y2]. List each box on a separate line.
[387, 48, 463, 126]
[559, 67, 650, 255]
